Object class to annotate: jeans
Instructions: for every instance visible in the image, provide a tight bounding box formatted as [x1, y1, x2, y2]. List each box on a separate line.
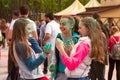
[67, 77, 89, 80]
[28, 37, 42, 53]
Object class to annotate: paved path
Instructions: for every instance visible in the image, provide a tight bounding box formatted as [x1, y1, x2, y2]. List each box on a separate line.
[0, 47, 8, 80]
[0, 47, 116, 80]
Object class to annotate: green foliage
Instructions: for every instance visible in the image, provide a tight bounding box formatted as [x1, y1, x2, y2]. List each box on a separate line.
[0, 0, 100, 21]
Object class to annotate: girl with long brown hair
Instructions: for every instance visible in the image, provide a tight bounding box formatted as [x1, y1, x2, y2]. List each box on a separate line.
[10, 18, 48, 80]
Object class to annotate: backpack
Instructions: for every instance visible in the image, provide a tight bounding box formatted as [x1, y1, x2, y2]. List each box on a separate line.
[110, 37, 120, 60]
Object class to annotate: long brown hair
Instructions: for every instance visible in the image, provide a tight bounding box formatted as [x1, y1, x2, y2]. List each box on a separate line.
[10, 18, 31, 67]
[81, 17, 105, 63]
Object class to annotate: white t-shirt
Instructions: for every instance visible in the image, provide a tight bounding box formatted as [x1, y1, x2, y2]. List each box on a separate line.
[25, 18, 37, 37]
[9, 18, 37, 37]
[45, 20, 61, 51]
[9, 19, 18, 30]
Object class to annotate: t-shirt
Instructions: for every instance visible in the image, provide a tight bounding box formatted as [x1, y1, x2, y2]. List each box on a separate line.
[9, 18, 37, 38]
[45, 20, 61, 51]
[9, 19, 18, 30]
[25, 18, 37, 37]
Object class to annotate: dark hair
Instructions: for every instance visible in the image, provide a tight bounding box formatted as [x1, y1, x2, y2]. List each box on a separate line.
[93, 13, 110, 39]
[93, 13, 100, 20]
[12, 10, 19, 17]
[45, 12, 54, 20]
[19, 5, 29, 15]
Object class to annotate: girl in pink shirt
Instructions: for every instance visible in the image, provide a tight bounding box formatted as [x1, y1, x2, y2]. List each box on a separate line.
[56, 17, 106, 80]
[108, 26, 120, 80]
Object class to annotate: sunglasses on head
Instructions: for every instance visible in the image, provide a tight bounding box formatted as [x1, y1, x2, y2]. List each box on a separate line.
[60, 20, 75, 25]
[60, 20, 69, 25]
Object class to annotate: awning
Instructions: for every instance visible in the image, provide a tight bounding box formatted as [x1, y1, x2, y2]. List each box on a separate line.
[85, 0, 101, 8]
[54, 0, 86, 16]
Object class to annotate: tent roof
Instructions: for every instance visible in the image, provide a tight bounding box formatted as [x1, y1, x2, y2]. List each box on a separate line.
[79, 4, 120, 15]
[85, 0, 101, 8]
[54, 0, 86, 16]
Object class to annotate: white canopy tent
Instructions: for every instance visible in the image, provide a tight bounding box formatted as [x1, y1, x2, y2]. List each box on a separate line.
[54, 0, 86, 16]
[85, 0, 101, 8]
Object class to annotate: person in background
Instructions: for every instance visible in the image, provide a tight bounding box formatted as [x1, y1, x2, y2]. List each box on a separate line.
[19, 5, 38, 40]
[38, 19, 46, 48]
[104, 18, 115, 38]
[36, 19, 46, 38]
[43, 12, 61, 74]
[8, 10, 20, 45]
[7, 10, 20, 80]
[108, 26, 120, 80]
[56, 17, 106, 80]
[93, 13, 109, 40]
[0, 18, 8, 48]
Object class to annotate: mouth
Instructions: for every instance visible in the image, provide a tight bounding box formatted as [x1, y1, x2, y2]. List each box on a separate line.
[60, 28, 65, 32]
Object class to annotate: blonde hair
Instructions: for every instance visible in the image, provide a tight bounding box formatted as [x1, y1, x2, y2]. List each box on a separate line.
[110, 26, 119, 35]
[61, 16, 75, 27]
[81, 17, 106, 63]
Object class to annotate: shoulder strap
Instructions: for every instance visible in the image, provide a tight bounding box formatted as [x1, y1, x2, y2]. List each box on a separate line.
[112, 36, 120, 44]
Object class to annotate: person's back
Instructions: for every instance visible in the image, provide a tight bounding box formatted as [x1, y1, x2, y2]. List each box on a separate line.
[19, 5, 38, 40]
[43, 12, 61, 74]
[25, 18, 37, 38]
[45, 20, 61, 47]
[108, 26, 120, 80]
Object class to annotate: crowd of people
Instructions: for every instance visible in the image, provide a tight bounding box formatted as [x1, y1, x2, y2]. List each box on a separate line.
[0, 4, 120, 80]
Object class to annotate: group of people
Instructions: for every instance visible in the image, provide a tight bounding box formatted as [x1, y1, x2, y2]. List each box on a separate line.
[0, 4, 120, 80]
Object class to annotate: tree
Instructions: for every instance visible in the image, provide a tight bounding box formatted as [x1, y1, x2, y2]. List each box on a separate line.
[0, 0, 100, 21]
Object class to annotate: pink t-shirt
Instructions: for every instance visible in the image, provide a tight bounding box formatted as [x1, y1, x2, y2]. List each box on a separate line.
[108, 36, 120, 52]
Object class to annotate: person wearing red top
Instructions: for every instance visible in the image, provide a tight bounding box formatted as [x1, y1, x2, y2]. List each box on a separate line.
[108, 26, 120, 80]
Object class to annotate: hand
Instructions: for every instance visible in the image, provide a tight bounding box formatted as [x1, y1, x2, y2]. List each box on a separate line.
[43, 43, 52, 54]
[49, 62, 56, 72]
[56, 38, 65, 55]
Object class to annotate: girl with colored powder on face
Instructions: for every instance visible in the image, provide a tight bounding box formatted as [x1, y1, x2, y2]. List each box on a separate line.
[50, 16, 79, 80]
[10, 18, 51, 80]
[56, 17, 106, 80]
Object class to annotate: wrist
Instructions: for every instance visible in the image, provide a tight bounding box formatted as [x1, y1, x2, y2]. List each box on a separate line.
[41, 52, 46, 58]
